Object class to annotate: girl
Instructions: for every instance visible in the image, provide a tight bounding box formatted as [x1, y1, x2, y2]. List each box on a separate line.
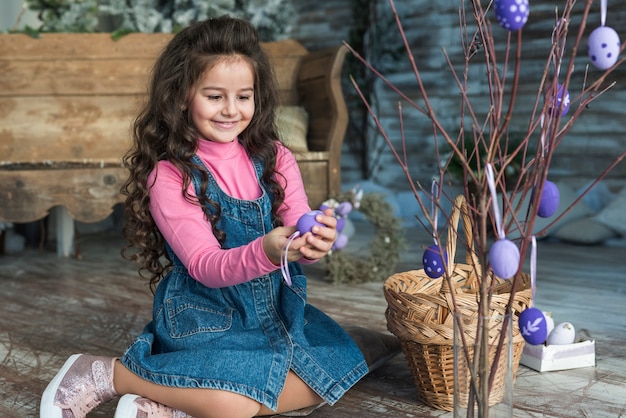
[40, 16, 398, 418]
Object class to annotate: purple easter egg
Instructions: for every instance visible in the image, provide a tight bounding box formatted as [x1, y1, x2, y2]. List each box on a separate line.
[335, 201, 353, 216]
[333, 233, 349, 250]
[535, 180, 560, 218]
[549, 83, 570, 117]
[495, 0, 530, 32]
[519, 307, 549, 345]
[588, 26, 621, 70]
[297, 210, 324, 234]
[489, 239, 520, 279]
[422, 244, 447, 279]
[336, 217, 346, 233]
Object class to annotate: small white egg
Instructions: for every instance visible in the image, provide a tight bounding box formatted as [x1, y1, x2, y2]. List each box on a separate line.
[546, 321, 576, 345]
[543, 312, 555, 336]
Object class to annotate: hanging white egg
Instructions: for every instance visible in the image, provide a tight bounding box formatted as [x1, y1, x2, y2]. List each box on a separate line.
[422, 244, 447, 279]
[588, 26, 621, 70]
[495, 0, 530, 32]
[489, 238, 520, 279]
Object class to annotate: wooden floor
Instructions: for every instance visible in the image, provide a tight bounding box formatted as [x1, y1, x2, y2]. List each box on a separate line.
[1, 222, 625, 417]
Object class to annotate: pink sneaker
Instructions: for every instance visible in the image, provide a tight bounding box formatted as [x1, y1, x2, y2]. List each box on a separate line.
[114, 394, 192, 418]
[40, 354, 118, 418]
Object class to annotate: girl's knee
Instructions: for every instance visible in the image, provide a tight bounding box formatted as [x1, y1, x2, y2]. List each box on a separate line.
[194, 389, 261, 418]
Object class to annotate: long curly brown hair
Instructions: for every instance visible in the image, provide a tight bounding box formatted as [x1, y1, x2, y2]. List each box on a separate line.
[120, 16, 285, 291]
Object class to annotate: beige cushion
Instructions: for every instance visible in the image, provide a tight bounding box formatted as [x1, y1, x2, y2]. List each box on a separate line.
[594, 187, 626, 236]
[552, 216, 617, 244]
[276, 106, 309, 152]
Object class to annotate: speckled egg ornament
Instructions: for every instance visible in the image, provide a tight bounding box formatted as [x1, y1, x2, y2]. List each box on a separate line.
[535, 180, 560, 218]
[495, 0, 530, 31]
[519, 307, 550, 345]
[422, 244, 447, 279]
[489, 239, 520, 279]
[588, 26, 621, 70]
[297, 210, 324, 234]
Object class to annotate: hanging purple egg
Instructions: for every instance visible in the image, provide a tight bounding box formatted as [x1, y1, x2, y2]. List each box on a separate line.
[489, 239, 520, 279]
[495, 0, 530, 32]
[519, 307, 549, 345]
[297, 210, 324, 234]
[588, 26, 621, 70]
[333, 233, 349, 250]
[549, 83, 570, 117]
[534, 180, 560, 218]
[422, 244, 447, 279]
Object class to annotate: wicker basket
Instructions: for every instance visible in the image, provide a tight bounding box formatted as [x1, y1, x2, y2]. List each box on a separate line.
[383, 195, 532, 411]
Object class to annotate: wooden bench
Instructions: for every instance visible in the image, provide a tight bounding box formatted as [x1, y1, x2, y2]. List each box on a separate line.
[0, 33, 348, 256]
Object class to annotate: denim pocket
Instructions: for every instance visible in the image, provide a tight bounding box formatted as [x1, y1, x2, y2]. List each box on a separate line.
[165, 296, 233, 338]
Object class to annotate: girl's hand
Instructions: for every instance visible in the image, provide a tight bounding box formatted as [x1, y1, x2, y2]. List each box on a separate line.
[298, 208, 337, 261]
[262, 226, 300, 266]
[262, 209, 337, 265]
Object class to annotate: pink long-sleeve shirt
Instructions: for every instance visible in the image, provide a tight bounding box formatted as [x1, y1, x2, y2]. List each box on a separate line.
[148, 138, 313, 288]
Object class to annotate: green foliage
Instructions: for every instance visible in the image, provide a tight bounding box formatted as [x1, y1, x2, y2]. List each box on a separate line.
[325, 193, 405, 285]
[444, 132, 533, 188]
[23, 0, 295, 40]
[26, 0, 99, 32]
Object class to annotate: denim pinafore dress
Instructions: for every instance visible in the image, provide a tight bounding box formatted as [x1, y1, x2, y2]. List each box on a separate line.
[121, 156, 368, 411]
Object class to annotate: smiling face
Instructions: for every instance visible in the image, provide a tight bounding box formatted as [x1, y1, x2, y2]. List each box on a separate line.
[188, 56, 256, 143]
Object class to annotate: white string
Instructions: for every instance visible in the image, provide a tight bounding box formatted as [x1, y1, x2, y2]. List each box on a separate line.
[551, 18, 568, 79]
[431, 180, 439, 245]
[601, 0, 607, 26]
[280, 231, 300, 286]
[539, 113, 547, 157]
[485, 164, 505, 240]
[530, 235, 537, 307]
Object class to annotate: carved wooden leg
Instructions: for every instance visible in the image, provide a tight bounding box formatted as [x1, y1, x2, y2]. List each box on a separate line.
[51, 206, 75, 258]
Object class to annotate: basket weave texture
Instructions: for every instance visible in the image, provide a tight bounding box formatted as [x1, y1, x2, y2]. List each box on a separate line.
[383, 195, 532, 411]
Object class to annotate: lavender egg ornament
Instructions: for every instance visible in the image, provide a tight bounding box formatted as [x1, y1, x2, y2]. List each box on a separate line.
[495, 0, 530, 32]
[535, 180, 560, 218]
[588, 26, 621, 70]
[336, 216, 346, 233]
[519, 307, 549, 345]
[297, 210, 324, 234]
[335, 202, 353, 217]
[422, 244, 447, 279]
[333, 233, 349, 250]
[489, 239, 520, 279]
